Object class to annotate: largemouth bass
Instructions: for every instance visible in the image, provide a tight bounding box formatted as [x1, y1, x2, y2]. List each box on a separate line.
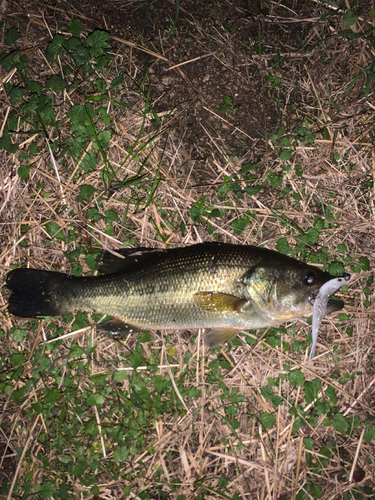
[6, 242, 348, 349]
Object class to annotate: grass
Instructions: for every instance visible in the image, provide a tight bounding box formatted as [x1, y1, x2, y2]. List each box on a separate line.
[0, 1, 374, 499]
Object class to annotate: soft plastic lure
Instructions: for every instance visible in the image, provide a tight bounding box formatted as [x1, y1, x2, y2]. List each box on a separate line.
[308, 275, 350, 361]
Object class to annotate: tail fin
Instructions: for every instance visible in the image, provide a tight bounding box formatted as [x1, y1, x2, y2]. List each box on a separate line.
[6, 268, 69, 318]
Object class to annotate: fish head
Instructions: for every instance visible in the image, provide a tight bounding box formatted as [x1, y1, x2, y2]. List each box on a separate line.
[243, 260, 346, 323]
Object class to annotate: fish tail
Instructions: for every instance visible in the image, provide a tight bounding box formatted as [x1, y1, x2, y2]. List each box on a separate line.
[6, 268, 72, 318]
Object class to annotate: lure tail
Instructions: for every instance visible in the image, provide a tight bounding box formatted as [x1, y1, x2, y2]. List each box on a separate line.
[6, 268, 72, 318]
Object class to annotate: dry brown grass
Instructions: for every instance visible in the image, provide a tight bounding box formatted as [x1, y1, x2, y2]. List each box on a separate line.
[0, 1, 375, 499]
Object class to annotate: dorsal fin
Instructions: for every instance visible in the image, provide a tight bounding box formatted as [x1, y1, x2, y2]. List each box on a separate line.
[97, 247, 166, 274]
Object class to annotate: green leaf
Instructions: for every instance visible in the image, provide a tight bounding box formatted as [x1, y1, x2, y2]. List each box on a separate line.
[13, 327, 27, 342]
[113, 370, 128, 382]
[275, 237, 289, 253]
[292, 416, 303, 434]
[359, 256, 370, 271]
[72, 263, 83, 277]
[316, 401, 330, 415]
[260, 412, 276, 430]
[351, 263, 361, 273]
[87, 94, 108, 102]
[289, 370, 305, 386]
[338, 313, 349, 320]
[9, 86, 25, 105]
[139, 331, 152, 343]
[23, 93, 39, 112]
[45, 221, 65, 241]
[70, 344, 84, 357]
[6, 27, 21, 45]
[190, 205, 202, 222]
[343, 10, 358, 27]
[45, 75, 68, 92]
[113, 445, 129, 462]
[270, 174, 283, 189]
[260, 386, 282, 407]
[67, 104, 86, 124]
[304, 378, 321, 404]
[328, 261, 345, 276]
[86, 250, 101, 271]
[310, 483, 322, 498]
[86, 30, 111, 57]
[303, 437, 314, 450]
[38, 356, 51, 371]
[231, 217, 248, 235]
[105, 225, 114, 236]
[45, 388, 63, 404]
[111, 77, 124, 88]
[74, 44, 90, 65]
[322, 127, 330, 140]
[38, 481, 57, 499]
[12, 386, 27, 404]
[86, 207, 101, 221]
[96, 78, 106, 92]
[325, 385, 337, 405]
[332, 413, 349, 432]
[93, 130, 111, 150]
[95, 54, 109, 70]
[45, 35, 65, 61]
[87, 393, 105, 405]
[0, 52, 18, 71]
[72, 461, 86, 476]
[18, 165, 30, 180]
[293, 342, 304, 353]
[300, 228, 319, 244]
[64, 37, 81, 52]
[246, 186, 260, 195]
[364, 425, 375, 442]
[72, 312, 89, 331]
[91, 486, 100, 496]
[0, 126, 18, 153]
[11, 353, 24, 366]
[67, 19, 83, 37]
[314, 218, 324, 230]
[105, 210, 119, 223]
[305, 133, 316, 143]
[76, 184, 95, 201]
[279, 149, 292, 160]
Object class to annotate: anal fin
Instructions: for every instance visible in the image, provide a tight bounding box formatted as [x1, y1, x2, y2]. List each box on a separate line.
[204, 328, 240, 349]
[97, 319, 141, 337]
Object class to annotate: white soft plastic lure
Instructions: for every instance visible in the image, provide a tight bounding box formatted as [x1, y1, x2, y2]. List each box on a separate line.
[308, 275, 350, 361]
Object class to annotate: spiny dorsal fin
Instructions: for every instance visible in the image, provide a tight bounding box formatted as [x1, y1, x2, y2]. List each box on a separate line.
[97, 247, 164, 274]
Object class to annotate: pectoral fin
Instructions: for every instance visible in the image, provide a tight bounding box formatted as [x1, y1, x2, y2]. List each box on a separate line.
[97, 319, 141, 336]
[193, 292, 247, 314]
[204, 328, 240, 349]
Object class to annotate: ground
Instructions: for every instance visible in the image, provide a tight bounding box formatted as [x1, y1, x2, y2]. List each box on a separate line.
[0, 0, 374, 499]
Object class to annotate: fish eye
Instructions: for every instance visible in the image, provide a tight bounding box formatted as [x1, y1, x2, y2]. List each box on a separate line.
[304, 271, 316, 286]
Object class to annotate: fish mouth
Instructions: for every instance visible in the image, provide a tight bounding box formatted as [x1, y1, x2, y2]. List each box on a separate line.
[326, 298, 345, 314]
[308, 292, 344, 313]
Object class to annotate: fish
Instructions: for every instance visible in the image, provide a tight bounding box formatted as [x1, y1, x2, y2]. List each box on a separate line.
[6, 242, 348, 350]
